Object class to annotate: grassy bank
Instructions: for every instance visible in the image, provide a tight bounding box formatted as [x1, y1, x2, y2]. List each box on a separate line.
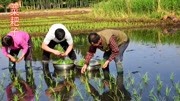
[0, 2, 179, 36]
[93, 0, 180, 19]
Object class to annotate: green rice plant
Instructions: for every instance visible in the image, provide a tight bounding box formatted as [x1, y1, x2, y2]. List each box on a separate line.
[138, 82, 144, 92]
[99, 59, 106, 66]
[174, 82, 180, 95]
[142, 72, 149, 84]
[130, 76, 135, 86]
[165, 86, 171, 97]
[85, 79, 90, 93]
[54, 45, 64, 53]
[124, 72, 133, 90]
[13, 95, 19, 101]
[38, 75, 43, 91]
[53, 93, 61, 101]
[76, 59, 85, 67]
[149, 87, 158, 101]
[35, 90, 40, 101]
[132, 88, 142, 101]
[170, 72, 174, 81]
[76, 87, 84, 100]
[118, 90, 125, 100]
[156, 74, 163, 93]
[53, 58, 73, 65]
[173, 96, 180, 101]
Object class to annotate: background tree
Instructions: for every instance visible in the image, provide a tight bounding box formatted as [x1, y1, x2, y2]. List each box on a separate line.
[0, 0, 18, 12]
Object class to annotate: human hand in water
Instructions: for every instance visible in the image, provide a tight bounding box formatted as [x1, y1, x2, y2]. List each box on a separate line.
[102, 60, 110, 68]
[81, 64, 88, 74]
[16, 57, 23, 63]
[9, 56, 17, 62]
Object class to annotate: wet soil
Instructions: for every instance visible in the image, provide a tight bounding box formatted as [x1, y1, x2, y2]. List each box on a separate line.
[0, 8, 179, 35]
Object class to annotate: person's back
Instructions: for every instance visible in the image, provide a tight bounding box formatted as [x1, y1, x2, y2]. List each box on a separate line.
[6, 31, 30, 49]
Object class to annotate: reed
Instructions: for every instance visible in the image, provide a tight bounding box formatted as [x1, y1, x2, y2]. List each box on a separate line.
[93, 0, 180, 18]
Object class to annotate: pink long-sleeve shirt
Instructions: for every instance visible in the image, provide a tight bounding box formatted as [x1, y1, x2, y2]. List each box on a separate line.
[1, 31, 30, 57]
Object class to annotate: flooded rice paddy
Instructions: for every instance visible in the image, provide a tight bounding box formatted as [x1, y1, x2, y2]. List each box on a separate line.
[0, 27, 180, 101]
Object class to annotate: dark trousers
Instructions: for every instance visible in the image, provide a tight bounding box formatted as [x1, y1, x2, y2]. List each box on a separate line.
[42, 40, 76, 60]
[9, 38, 33, 80]
[103, 39, 130, 72]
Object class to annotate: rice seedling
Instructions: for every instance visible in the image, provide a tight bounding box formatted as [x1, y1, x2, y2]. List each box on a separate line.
[165, 86, 171, 97]
[156, 74, 163, 93]
[142, 72, 149, 84]
[170, 72, 174, 81]
[35, 90, 40, 101]
[130, 76, 135, 86]
[173, 96, 180, 101]
[132, 88, 142, 101]
[174, 82, 180, 95]
[76, 87, 84, 100]
[13, 95, 19, 101]
[149, 87, 158, 101]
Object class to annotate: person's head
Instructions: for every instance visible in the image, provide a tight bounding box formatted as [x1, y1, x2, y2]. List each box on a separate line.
[55, 28, 65, 40]
[1, 35, 13, 47]
[88, 32, 101, 46]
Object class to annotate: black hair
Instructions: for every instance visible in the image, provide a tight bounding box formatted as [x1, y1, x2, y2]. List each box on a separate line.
[55, 28, 65, 40]
[12, 0, 18, 3]
[1, 35, 13, 47]
[88, 32, 100, 44]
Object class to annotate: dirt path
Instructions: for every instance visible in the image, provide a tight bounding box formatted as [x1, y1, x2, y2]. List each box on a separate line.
[0, 8, 92, 19]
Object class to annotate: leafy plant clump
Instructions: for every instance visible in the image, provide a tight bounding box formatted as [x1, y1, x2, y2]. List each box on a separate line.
[76, 59, 85, 67]
[99, 59, 106, 66]
[54, 58, 73, 65]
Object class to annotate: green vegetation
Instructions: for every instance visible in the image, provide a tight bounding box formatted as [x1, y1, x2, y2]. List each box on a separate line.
[0, 68, 179, 100]
[76, 59, 85, 67]
[53, 58, 73, 65]
[17, 28, 180, 60]
[93, 0, 180, 18]
[99, 59, 106, 66]
[0, 1, 179, 36]
[125, 28, 180, 45]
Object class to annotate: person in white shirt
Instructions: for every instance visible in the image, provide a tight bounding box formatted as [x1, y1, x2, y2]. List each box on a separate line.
[41, 24, 76, 60]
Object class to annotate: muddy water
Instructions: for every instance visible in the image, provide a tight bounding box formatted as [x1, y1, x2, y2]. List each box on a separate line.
[0, 27, 180, 100]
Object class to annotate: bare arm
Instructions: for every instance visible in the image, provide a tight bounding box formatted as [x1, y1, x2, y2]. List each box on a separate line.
[64, 44, 73, 56]
[41, 42, 61, 55]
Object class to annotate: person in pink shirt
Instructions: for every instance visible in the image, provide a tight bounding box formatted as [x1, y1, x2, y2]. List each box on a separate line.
[6, 78, 35, 101]
[1, 31, 32, 75]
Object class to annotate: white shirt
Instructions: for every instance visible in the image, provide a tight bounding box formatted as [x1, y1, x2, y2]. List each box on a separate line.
[43, 24, 73, 45]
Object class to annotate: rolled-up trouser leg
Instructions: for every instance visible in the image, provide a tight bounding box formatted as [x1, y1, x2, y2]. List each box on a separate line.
[25, 60, 36, 89]
[115, 61, 123, 74]
[115, 40, 129, 74]
[103, 51, 111, 72]
[9, 49, 20, 80]
[25, 60, 32, 69]
[42, 61, 56, 87]
[9, 61, 16, 81]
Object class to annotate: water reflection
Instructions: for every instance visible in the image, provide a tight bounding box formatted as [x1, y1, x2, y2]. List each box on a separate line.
[79, 69, 131, 101]
[5, 64, 35, 101]
[1, 27, 180, 100]
[42, 61, 76, 101]
[42, 60, 131, 101]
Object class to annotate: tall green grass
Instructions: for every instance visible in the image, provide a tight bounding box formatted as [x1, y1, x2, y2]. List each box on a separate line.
[93, 0, 180, 18]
